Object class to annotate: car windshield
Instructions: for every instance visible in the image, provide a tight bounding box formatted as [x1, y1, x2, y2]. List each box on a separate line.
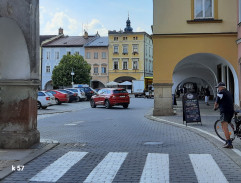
[113, 89, 128, 94]
[68, 89, 78, 92]
[46, 92, 53, 96]
[58, 90, 68, 94]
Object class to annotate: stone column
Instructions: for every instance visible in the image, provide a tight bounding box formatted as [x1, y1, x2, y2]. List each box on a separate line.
[153, 83, 174, 116]
[0, 0, 40, 148]
[0, 80, 40, 148]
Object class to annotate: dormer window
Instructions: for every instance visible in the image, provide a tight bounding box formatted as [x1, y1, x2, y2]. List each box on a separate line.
[195, 0, 214, 19]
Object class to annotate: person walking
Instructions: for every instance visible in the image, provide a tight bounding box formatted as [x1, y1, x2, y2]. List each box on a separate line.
[204, 86, 210, 106]
[214, 82, 234, 149]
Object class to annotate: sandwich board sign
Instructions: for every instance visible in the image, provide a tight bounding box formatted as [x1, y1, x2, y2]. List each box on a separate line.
[182, 93, 202, 126]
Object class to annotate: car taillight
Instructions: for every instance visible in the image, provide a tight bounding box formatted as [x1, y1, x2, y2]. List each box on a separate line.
[90, 91, 93, 94]
[46, 97, 50, 100]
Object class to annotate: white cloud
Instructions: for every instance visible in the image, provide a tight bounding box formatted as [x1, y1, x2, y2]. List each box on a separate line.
[83, 19, 108, 36]
[41, 11, 80, 35]
[136, 27, 145, 32]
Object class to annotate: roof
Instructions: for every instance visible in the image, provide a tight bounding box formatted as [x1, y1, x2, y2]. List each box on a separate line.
[84, 37, 108, 47]
[40, 35, 57, 45]
[42, 35, 97, 47]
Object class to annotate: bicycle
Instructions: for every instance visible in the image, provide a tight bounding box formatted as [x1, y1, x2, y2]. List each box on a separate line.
[214, 110, 241, 142]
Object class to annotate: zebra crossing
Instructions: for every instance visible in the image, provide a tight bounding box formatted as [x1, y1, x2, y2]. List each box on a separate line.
[29, 151, 228, 183]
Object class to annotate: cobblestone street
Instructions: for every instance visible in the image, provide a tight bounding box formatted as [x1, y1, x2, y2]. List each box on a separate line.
[1, 98, 241, 182]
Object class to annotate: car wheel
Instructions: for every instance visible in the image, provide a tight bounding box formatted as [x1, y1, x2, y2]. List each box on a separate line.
[76, 97, 80, 102]
[123, 104, 129, 109]
[37, 101, 41, 109]
[42, 106, 47, 109]
[105, 100, 111, 109]
[55, 98, 61, 105]
[90, 99, 96, 108]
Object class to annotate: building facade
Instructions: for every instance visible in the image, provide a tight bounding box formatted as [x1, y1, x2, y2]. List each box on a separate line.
[84, 37, 109, 89]
[108, 17, 153, 84]
[41, 31, 96, 90]
[153, 0, 238, 115]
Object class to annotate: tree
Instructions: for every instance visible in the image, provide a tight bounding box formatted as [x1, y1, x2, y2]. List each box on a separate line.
[52, 54, 91, 88]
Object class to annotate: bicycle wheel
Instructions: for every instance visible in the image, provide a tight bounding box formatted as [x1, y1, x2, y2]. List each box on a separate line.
[214, 120, 235, 142]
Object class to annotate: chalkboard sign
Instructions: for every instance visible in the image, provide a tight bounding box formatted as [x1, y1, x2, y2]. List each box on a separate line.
[182, 93, 202, 126]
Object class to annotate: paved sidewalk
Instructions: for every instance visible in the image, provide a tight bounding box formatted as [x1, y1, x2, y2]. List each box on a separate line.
[146, 99, 241, 167]
[0, 142, 58, 180]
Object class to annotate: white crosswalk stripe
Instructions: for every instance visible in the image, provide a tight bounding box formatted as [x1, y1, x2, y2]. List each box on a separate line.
[29, 152, 230, 183]
[189, 154, 228, 183]
[140, 153, 169, 183]
[83, 152, 128, 183]
[30, 151, 88, 182]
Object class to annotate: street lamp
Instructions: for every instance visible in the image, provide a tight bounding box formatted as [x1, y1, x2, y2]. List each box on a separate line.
[71, 68, 75, 86]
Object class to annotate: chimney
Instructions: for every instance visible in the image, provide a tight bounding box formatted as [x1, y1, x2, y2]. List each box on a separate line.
[84, 30, 88, 39]
[59, 27, 63, 35]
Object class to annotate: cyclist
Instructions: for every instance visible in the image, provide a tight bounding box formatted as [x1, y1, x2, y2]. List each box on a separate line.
[214, 82, 234, 149]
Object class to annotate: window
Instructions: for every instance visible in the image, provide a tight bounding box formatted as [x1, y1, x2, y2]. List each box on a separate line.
[114, 37, 118, 41]
[132, 59, 139, 70]
[114, 45, 119, 53]
[239, 0, 241, 23]
[102, 52, 106, 59]
[94, 67, 98, 74]
[113, 59, 119, 70]
[46, 66, 50, 73]
[195, 0, 213, 19]
[123, 37, 128, 41]
[94, 52, 98, 59]
[101, 67, 107, 73]
[123, 45, 128, 54]
[149, 47, 151, 57]
[86, 52, 90, 59]
[67, 51, 71, 55]
[133, 45, 138, 53]
[46, 52, 50, 60]
[55, 52, 59, 60]
[75, 51, 79, 55]
[122, 59, 128, 70]
[133, 36, 138, 40]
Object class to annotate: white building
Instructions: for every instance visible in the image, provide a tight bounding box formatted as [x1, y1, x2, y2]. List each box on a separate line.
[41, 30, 97, 90]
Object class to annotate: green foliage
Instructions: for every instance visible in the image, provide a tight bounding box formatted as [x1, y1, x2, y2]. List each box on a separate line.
[52, 54, 91, 88]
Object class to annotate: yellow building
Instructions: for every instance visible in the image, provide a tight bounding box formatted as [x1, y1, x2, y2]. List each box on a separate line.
[108, 17, 153, 85]
[153, 0, 238, 115]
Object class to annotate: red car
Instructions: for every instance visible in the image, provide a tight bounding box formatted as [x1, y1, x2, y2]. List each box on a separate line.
[47, 90, 69, 105]
[90, 88, 130, 109]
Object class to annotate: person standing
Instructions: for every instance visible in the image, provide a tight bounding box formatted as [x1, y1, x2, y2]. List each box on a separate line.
[214, 82, 234, 149]
[204, 86, 210, 106]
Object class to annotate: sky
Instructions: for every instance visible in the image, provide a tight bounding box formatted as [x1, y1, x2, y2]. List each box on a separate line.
[39, 0, 153, 36]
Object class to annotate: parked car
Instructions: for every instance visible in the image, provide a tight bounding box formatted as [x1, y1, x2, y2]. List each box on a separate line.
[47, 90, 69, 105]
[90, 88, 130, 109]
[58, 89, 78, 103]
[75, 86, 97, 101]
[37, 91, 55, 109]
[66, 88, 86, 101]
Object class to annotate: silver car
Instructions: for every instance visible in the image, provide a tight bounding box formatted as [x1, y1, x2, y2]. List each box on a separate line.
[66, 88, 86, 102]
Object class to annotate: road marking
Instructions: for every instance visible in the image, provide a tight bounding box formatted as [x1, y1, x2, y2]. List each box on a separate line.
[30, 151, 88, 182]
[83, 152, 128, 183]
[140, 153, 169, 183]
[64, 121, 84, 126]
[189, 154, 228, 183]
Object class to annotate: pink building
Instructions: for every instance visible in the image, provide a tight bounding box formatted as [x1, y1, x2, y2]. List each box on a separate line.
[238, 0, 241, 105]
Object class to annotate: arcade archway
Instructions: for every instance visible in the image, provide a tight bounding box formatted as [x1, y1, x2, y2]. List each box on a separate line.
[172, 53, 238, 105]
